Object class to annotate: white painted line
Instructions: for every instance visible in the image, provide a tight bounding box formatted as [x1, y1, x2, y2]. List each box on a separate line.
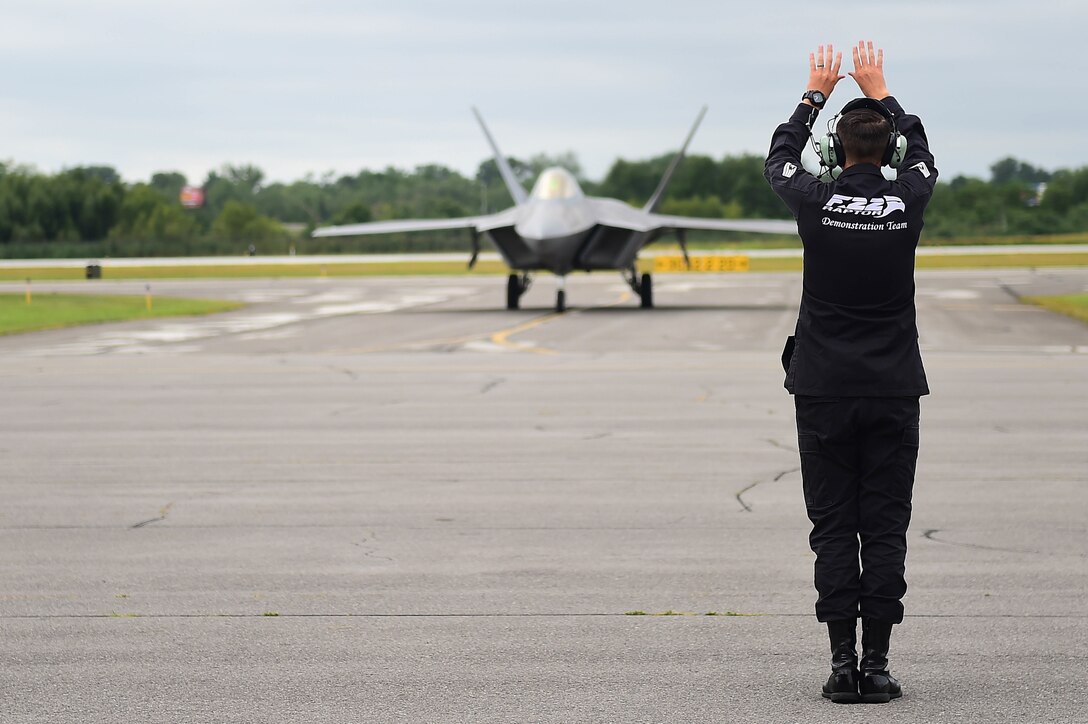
[2, 245, 1087, 270]
[16, 288, 474, 356]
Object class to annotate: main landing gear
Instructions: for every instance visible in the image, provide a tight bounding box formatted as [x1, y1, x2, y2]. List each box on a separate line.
[506, 273, 532, 310]
[625, 268, 654, 308]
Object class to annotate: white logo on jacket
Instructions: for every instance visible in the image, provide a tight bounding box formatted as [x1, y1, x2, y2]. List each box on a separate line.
[782, 162, 798, 178]
[910, 161, 931, 178]
[822, 194, 906, 218]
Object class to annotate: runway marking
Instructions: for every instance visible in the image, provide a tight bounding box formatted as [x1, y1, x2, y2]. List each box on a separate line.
[17, 312, 307, 356]
[489, 314, 562, 354]
[343, 292, 634, 355]
[929, 302, 1046, 312]
[917, 288, 980, 300]
[296, 290, 360, 304]
[237, 289, 308, 303]
[13, 287, 476, 356]
[920, 344, 1088, 354]
[460, 340, 513, 353]
[486, 291, 636, 355]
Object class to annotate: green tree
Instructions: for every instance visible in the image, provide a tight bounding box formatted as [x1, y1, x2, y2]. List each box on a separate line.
[990, 157, 1051, 186]
[223, 164, 264, 195]
[332, 201, 372, 225]
[150, 171, 188, 201]
[110, 184, 199, 243]
[211, 200, 288, 249]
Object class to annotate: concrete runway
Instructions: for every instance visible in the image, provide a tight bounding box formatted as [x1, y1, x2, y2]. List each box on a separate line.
[1, 268, 1086, 722]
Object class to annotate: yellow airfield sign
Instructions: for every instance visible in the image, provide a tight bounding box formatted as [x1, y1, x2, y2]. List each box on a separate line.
[652, 255, 750, 273]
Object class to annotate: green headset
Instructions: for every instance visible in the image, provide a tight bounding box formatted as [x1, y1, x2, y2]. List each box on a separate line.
[816, 98, 907, 173]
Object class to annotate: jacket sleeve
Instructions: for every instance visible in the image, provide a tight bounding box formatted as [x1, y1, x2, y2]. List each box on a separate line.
[764, 103, 824, 218]
[883, 96, 938, 207]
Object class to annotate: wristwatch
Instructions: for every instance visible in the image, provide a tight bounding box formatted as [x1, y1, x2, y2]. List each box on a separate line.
[802, 90, 827, 109]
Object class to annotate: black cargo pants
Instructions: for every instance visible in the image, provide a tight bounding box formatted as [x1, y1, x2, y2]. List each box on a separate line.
[794, 396, 920, 624]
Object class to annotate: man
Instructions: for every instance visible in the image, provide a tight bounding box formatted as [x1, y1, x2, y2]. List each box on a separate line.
[763, 41, 937, 704]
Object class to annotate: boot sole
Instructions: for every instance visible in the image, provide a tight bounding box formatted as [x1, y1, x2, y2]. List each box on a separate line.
[823, 692, 861, 704]
[860, 691, 901, 704]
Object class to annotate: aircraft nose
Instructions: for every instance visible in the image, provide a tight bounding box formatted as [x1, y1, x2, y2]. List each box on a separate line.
[514, 201, 594, 241]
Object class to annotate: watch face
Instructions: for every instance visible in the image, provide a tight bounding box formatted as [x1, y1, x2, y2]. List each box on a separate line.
[812, 91, 826, 104]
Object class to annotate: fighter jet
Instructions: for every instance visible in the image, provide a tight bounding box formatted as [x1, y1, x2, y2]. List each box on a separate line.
[312, 108, 797, 311]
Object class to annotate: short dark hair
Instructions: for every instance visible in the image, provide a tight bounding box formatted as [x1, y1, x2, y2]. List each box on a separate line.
[837, 109, 890, 164]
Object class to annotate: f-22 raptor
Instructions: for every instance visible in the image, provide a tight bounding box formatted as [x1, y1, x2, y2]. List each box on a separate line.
[313, 108, 797, 311]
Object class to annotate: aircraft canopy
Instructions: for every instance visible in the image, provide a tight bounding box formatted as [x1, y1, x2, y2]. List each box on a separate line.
[530, 167, 584, 201]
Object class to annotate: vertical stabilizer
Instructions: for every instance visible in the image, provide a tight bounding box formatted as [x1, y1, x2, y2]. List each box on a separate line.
[472, 108, 528, 205]
[643, 106, 708, 213]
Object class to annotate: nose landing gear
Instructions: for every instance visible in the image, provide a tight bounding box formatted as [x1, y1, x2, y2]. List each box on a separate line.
[506, 273, 567, 312]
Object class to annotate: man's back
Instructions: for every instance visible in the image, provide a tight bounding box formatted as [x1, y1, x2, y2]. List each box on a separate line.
[764, 94, 937, 396]
[803, 166, 922, 305]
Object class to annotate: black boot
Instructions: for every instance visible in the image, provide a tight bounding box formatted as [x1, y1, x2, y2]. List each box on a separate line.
[859, 618, 903, 703]
[822, 619, 860, 703]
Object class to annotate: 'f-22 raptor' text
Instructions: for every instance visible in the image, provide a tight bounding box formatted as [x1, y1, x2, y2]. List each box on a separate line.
[822, 194, 906, 218]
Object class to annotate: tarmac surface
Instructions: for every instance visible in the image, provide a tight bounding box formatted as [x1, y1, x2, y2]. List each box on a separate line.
[1, 268, 1086, 723]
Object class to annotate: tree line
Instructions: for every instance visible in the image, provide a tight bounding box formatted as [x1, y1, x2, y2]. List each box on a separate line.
[0, 154, 1085, 258]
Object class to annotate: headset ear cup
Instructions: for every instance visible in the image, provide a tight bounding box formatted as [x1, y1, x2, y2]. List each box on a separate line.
[818, 134, 839, 169]
[888, 134, 908, 167]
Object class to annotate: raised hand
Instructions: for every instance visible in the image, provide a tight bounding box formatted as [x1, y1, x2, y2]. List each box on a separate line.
[848, 40, 890, 99]
[807, 43, 845, 98]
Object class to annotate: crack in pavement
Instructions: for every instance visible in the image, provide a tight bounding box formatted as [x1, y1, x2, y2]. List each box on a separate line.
[329, 366, 358, 381]
[765, 438, 797, 454]
[131, 502, 173, 529]
[479, 378, 504, 395]
[922, 529, 1087, 559]
[735, 439, 800, 512]
[735, 467, 800, 513]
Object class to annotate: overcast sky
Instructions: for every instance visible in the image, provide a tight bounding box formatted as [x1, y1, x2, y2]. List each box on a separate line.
[1, 1, 1083, 187]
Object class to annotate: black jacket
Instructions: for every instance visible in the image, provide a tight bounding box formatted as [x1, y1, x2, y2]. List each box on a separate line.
[765, 96, 937, 397]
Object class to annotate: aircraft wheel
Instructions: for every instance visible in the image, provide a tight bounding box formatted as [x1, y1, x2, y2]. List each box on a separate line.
[506, 274, 521, 310]
[639, 273, 653, 308]
[556, 289, 566, 313]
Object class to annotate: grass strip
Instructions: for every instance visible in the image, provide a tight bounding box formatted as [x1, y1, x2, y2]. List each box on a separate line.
[1021, 293, 1088, 324]
[0, 260, 511, 281]
[0, 293, 243, 336]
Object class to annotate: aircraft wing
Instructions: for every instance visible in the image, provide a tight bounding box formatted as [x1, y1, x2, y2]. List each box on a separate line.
[647, 214, 798, 235]
[313, 217, 479, 238]
[312, 208, 518, 238]
[588, 198, 797, 236]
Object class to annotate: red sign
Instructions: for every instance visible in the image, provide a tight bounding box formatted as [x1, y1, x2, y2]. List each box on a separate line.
[180, 185, 205, 209]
